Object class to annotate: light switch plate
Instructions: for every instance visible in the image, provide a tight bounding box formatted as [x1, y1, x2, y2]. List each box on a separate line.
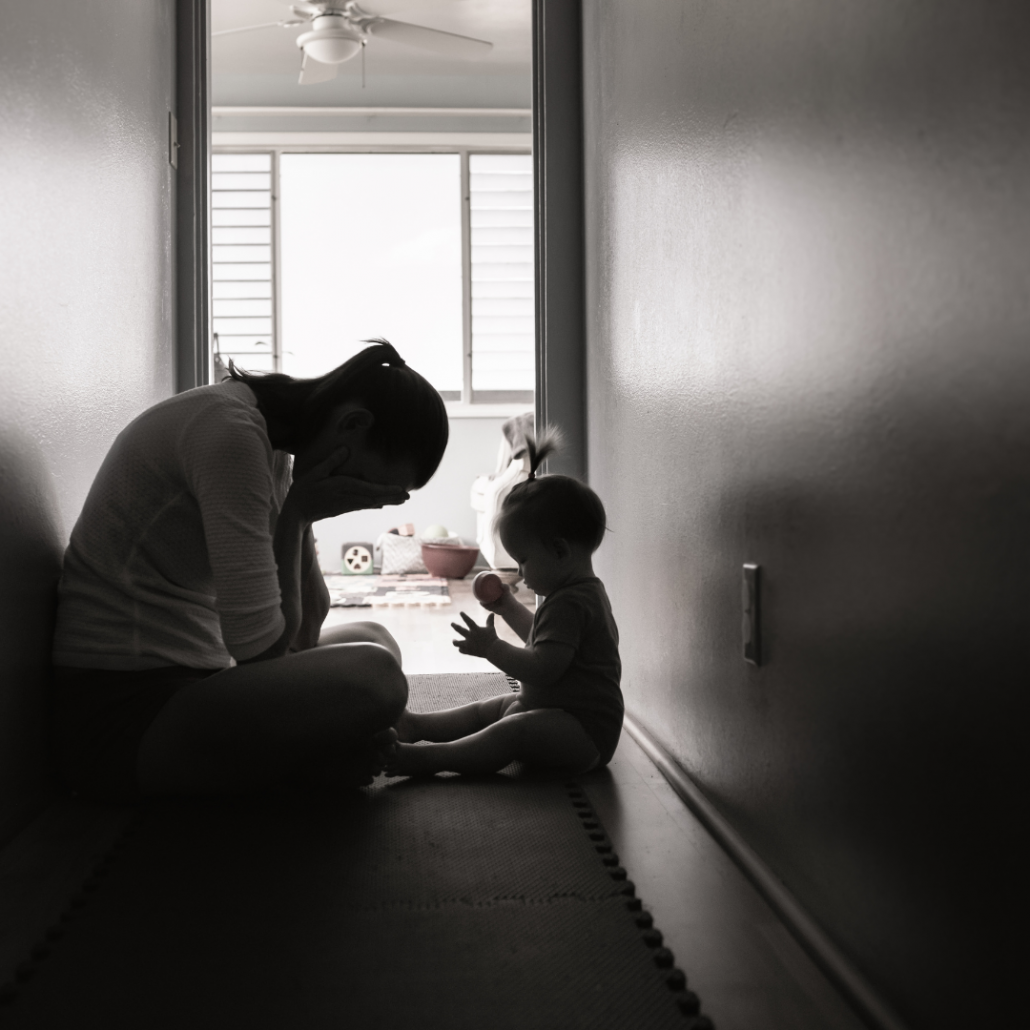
[168, 111, 179, 169]
[742, 564, 761, 665]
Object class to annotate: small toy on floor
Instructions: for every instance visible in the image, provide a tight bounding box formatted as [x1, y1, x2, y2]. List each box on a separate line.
[385, 429, 623, 778]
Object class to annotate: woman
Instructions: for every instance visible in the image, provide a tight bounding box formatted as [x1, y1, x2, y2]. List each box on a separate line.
[51, 340, 448, 800]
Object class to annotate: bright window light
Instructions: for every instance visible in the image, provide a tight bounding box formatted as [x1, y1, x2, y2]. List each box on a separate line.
[279, 153, 463, 394]
[469, 153, 535, 394]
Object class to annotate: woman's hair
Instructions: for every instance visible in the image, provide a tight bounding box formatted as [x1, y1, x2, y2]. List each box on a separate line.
[497, 428, 608, 552]
[227, 339, 448, 489]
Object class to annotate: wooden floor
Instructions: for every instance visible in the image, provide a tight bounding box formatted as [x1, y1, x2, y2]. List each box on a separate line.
[322, 574, 536, 675]
[330, 573, 869, 1030]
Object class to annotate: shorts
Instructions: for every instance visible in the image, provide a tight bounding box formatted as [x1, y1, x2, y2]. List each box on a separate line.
[51, 665, 224, 803]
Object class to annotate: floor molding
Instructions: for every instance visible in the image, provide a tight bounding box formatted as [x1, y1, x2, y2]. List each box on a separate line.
[624, 715, 911, 1030]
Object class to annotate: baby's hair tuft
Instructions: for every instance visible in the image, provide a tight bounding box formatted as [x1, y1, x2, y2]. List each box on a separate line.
[518, 426, 563, 481]
[498, 428, 608, 553]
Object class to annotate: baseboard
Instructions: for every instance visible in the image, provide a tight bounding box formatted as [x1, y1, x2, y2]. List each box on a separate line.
[624, 714, 911, 1030]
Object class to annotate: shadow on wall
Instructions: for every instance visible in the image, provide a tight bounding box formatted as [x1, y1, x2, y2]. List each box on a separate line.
[0, 429, 64, 846]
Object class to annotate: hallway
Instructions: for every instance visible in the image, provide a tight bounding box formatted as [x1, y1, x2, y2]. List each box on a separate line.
[1, 1, 1025, 1027]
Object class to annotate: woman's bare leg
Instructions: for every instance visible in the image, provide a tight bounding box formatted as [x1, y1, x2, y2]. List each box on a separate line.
[138, 642, 407, 796]
[317, 620, 402, 664]
[386, 708, 599, 777]
[395, 694, 517, 743]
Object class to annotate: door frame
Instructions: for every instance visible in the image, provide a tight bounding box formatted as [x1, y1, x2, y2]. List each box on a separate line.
[532, 0, 586, 480]
[175, 0, 211, 392]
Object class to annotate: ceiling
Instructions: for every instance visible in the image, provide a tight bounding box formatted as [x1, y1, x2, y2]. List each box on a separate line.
[211, 0, 533, 110]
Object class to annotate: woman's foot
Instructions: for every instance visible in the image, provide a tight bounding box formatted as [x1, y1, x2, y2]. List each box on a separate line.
[310, 729, 400, 789]
[371, 726, 398, 768]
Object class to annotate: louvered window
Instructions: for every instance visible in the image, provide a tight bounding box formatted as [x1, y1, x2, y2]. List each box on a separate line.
[469, 154, 534, 400]
[211, 153, 276, 373]
[210, 149, 533, 405]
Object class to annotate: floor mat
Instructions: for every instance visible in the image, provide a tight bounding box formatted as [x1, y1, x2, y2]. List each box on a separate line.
[2, 674, 708, 1029]
[324, 573, 451, 608]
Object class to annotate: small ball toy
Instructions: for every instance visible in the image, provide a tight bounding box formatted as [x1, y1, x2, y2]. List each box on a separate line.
[472, 571, 504, 603]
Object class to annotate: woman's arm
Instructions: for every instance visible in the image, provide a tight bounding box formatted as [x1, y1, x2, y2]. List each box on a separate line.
[240, 497, 308, 663]
[241, 450, 409, 664]
[292, 526, 330, 652]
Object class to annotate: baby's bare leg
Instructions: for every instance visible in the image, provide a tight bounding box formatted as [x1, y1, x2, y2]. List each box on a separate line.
[387, 708, 599, 777]
[395, 694, 517, 743]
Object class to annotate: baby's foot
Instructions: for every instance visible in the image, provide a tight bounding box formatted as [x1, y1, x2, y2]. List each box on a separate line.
[393, 709, 423, 744]
[384, 741, 438, 778]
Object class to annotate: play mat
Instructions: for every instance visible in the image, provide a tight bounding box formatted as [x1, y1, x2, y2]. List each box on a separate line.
[323, 573, 451, 608]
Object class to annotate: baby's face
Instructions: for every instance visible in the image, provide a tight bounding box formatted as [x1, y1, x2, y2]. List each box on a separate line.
[500, 526, 562, 596]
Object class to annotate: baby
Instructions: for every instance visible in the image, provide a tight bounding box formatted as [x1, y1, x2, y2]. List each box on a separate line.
[385, 433, 623, 777]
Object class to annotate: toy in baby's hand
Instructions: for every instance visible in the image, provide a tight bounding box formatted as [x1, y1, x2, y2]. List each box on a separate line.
[472, 571, 504, 604]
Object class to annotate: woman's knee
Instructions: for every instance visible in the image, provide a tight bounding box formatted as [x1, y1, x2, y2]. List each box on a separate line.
[348, 621, 402, 662]
[342, 642, 407, 721]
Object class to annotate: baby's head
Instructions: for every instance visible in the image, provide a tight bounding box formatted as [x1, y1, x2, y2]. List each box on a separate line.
[496, 430, 608, 593]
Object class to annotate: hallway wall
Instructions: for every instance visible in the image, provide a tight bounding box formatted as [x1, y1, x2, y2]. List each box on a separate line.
[0, 0, 177, 843]
[582, 3, 1027, 1026]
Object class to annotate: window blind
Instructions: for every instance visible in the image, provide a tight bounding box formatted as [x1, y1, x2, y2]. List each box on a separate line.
[211, 153, 275, 373]
[469, 154, 534, 397]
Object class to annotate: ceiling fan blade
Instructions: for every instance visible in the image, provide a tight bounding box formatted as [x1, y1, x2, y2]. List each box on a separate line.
[213, 19, 304, 37]
[298, 52, 338, 84]
[291, 2, 323, 15]
[368, 18, 493, 59]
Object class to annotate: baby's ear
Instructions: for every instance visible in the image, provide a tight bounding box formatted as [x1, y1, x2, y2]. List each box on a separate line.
[552, 537, 572, 560]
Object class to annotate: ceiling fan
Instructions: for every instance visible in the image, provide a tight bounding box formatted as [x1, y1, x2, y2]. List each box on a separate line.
[213, 1, 493, 85]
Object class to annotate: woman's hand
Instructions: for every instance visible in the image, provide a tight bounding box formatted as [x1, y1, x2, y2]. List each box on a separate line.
[286, 446, 409, 524]
[452, 611, 499, 658]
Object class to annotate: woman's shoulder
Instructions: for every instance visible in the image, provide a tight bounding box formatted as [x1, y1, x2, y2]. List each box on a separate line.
[128, 379, 259, 429]
[136, 382, 273, 474]
[172, 381, 267, 437]
[182, 379, 259, 415]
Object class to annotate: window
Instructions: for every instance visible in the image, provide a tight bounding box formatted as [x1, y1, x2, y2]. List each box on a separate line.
[469, 153, 534, 399]
[210, 149, 534, 406]
[279, 153, 463, 396]
[211, 154, 275, 372]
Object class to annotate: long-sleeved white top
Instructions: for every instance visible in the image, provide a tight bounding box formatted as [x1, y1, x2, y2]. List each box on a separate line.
[52, 380, 291, 670]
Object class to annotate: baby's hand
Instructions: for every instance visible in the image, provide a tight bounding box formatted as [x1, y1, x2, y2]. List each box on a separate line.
[479, 583, 513, 615]
[452, 611, 498, 657]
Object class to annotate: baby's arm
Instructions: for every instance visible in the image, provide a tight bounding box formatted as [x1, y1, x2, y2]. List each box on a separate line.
[481, 586, 534, 642]
[452, 613, 574, 686]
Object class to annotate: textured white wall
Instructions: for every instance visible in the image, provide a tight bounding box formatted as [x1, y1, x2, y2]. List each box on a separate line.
[583, 3, 1028, 1026]
[0, 0, 177, 841]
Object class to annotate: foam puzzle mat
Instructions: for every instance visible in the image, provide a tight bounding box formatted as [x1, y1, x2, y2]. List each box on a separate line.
[1, 673, 713, 1030]
[324, 573, 451, 608]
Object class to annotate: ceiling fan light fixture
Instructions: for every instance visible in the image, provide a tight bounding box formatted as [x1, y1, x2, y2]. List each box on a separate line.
[297, 14, 363, 65]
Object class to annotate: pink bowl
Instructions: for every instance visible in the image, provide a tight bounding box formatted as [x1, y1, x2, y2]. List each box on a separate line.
[421, 542, 480, 579]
